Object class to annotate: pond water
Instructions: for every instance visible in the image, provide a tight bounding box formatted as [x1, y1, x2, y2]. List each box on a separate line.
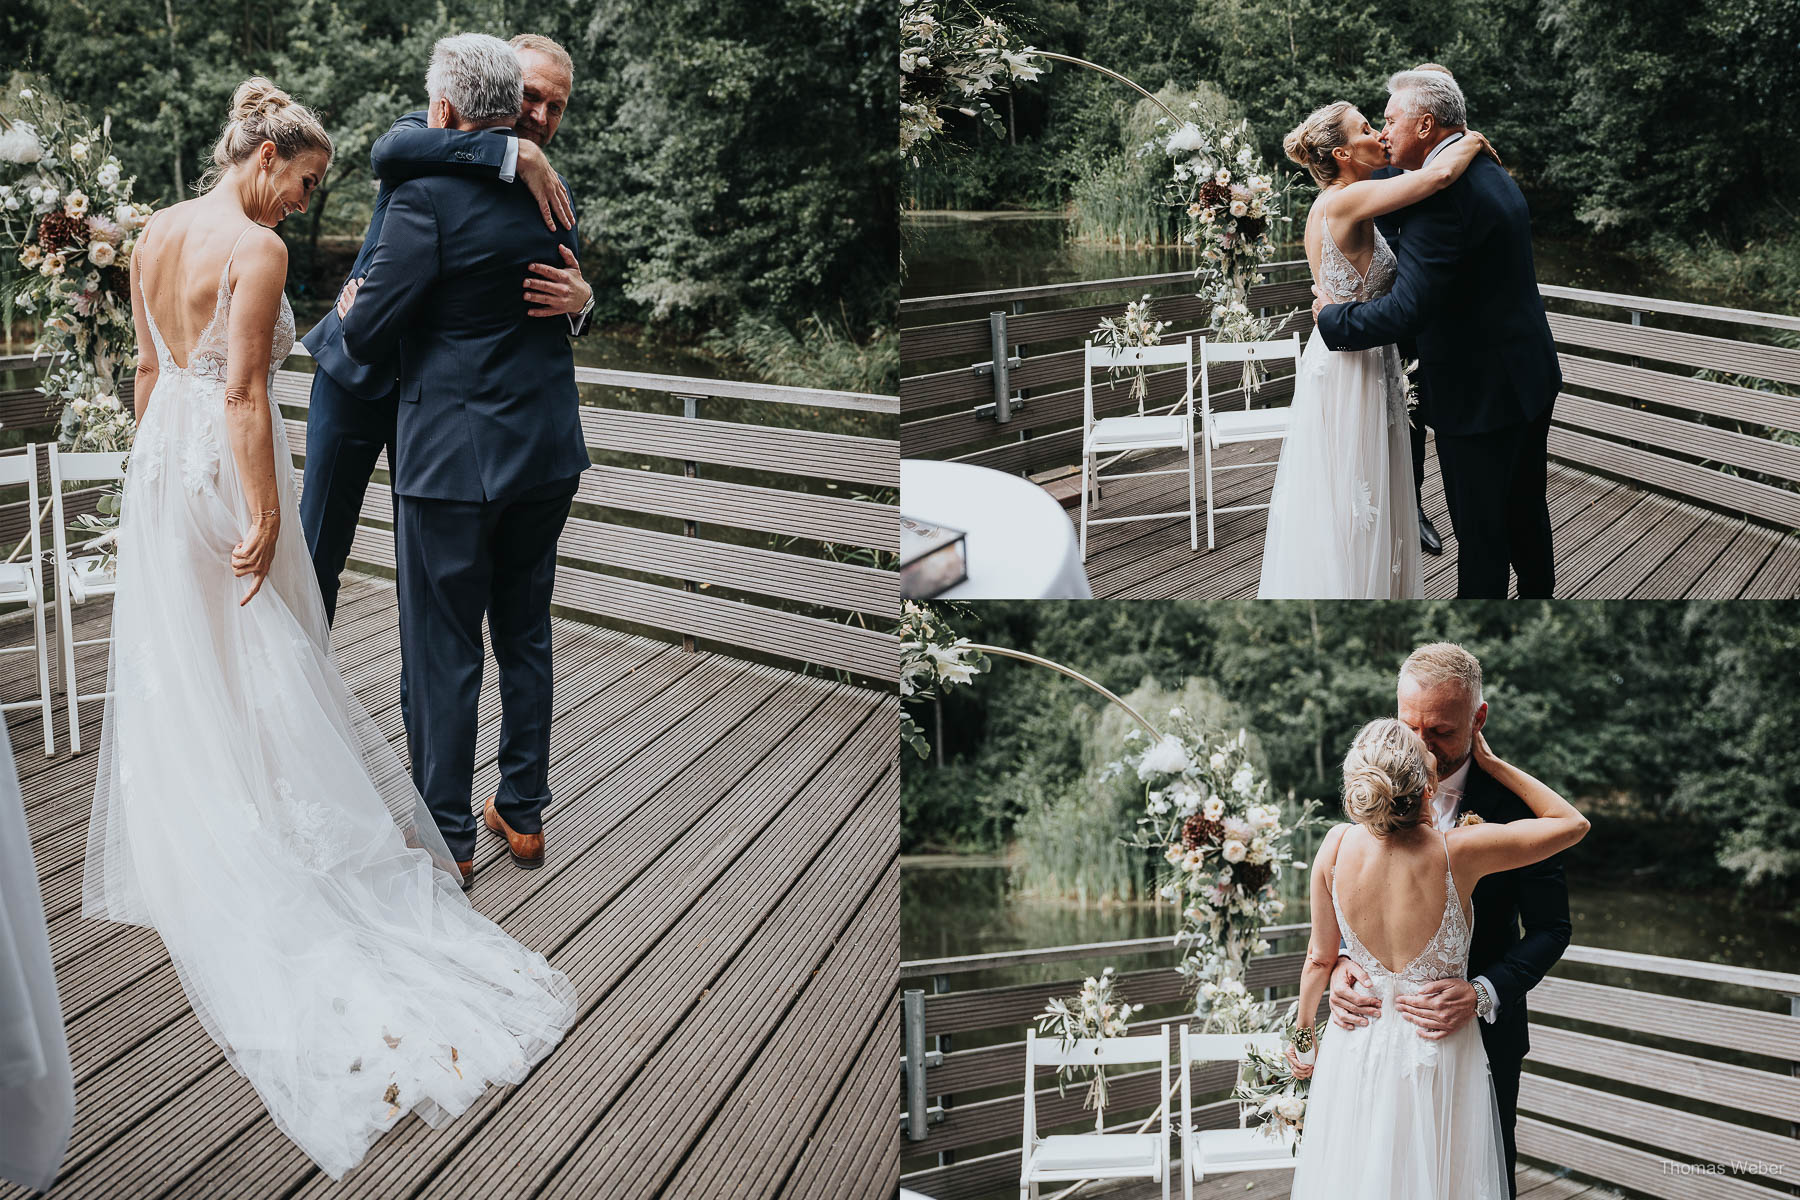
[901, 857, 1800, 979]
[901, 210, 1673, 304]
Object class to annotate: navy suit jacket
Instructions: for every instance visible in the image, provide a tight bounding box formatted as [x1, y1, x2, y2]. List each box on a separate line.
[339, 126, 590, 503]
[303, 111, 590, 399]
[1457, 761, 1572, 1067]
[1317, 154, 1560, 437]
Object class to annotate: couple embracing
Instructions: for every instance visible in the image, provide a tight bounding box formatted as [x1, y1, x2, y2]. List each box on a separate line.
[1258, 67, 1562, 601]
[87, 31, 592, 1178]
[1285, 643, 1589, 1199]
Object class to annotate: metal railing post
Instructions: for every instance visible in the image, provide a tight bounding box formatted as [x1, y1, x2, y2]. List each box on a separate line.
[1791, 993, 1799, 1138]
[934, 972, 954, 1167]
[676, 393, 701, 652]
[903, 988, 929, 1142]
[973, 310, 1023, 427]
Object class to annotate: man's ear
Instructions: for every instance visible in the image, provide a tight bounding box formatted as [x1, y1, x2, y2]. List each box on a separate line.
[1470, 701, 1488, 738]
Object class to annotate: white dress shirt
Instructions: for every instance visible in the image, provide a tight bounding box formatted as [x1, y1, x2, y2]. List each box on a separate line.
[1420, 130, 1466, 169]
[1432, 754, 1499, 1022]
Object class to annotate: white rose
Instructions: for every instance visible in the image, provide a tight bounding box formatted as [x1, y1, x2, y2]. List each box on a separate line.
[1202, 795, 1225, 820]
[1232, 764, 1256, 796]
[70, 141, 89, 162]
[97, 393, 120, 410]
[1277, 1095, 1306, 1122]
[64, 191, 89, 218]
[1230, 199, 1248, 217]
[87, 242, 116, 267]
[1215, 168, 1231, 185]
[1138, 735, 1194, 779]
[97, 162, 121, 190]
[1169, 781, 1201, 815]
[1222, 839, 1247, 863]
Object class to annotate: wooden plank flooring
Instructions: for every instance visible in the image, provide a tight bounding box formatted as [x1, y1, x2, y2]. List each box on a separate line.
[0, 573, 898, 1200]
[1065, 439, 1800, 599]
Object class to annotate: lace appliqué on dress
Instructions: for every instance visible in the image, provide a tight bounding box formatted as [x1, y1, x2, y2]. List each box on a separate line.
[180, 418, 221, 495]
[1351, 480, 1378, 533]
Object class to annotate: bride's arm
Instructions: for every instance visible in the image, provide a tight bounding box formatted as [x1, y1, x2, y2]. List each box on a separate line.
[1451, 732, 1590, 878]
[1328, 131, 1494, 227]
[128, 221, 157, 424]
[221, 227, 287, 606]
[1292, 824, 1349, 1071]
[371, 112, 572, 232]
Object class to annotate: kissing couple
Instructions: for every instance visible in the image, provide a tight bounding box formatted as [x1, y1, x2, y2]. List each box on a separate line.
[1285, 643, 1587, 1199]
[1258, 66, 1562, 602]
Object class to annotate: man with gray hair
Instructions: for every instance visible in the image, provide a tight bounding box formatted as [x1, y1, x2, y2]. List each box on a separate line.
[337, 31, 591, 889]
[1314, 67, 1562, 601]
[1327, 641, 1572, 1195]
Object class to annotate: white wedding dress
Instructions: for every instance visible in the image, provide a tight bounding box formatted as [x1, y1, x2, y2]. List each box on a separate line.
[1258, 198, 1422, 597]
[83, 227, 577, 1179]
[1289, 829, 1510, 1199]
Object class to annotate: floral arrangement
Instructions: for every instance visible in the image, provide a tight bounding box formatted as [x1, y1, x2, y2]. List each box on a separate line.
[1111, 708, 1324, 1030]
[1155, 115, 1293, 395]
[0, 85, 150, 564]
[1091, 294, 1167, 413]
[1, 86, 151, 450]
[1231, 1014, 1316, 1150]
[899, 0, 1044, 165]
[898, 600, 988, 758]
[1036, 966, 1138, 1111]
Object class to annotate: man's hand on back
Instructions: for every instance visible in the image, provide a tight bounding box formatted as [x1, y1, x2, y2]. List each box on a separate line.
[524, 244, 592, 319]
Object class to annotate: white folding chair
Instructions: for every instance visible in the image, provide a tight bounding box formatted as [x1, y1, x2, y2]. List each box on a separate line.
[1178, 1027, 1298, 1194]
[48, 446, 127, 753]
[1020, 1024, 1171, 1200]
[1078, 337, 1199, 559]
[0, 445, 57, 755]
[1197, 333, 1304, 549]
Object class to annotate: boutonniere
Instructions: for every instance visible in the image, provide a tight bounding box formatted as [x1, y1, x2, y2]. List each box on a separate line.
[1456, 812, 1485, 828]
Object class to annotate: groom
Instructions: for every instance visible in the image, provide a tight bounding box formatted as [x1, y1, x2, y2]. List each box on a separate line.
[1314, 70, 1561, 599]
[1329, 642, 1571, 1196]
[339, 32, 592, 888]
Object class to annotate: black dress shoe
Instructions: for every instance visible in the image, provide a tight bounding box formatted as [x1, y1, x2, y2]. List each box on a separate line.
[1419, 509, 1444, 556]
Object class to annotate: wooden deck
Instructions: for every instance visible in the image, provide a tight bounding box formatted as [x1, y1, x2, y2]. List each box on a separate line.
[1070, 438, 1800, 599]
[1075, 1162, 1619, 1200]
[1, 573, 899, 1200]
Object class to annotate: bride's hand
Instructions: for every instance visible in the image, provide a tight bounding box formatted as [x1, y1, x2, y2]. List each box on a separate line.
[1283, 1044, 1315, 1079]
[1471, 729, 1499, 772]
[232, 511, 279, 606]
[516, 140, 574, 232]
[1467, 129, 1502, 166]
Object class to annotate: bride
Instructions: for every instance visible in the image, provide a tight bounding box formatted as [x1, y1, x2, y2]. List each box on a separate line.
[1258, 104, 1492, 598]
[1285, 720, 1587, 1198]
[85, 79, 576, 1178]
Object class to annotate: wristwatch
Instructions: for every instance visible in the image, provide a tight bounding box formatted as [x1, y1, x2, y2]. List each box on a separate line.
[1472, 979, 1493, 1020]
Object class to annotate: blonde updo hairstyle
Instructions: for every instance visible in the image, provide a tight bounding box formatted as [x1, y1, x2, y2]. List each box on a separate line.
[198, 78, 332, 194]
[1282, 101, 1355, 187]
[1342, 718, 1436, 838]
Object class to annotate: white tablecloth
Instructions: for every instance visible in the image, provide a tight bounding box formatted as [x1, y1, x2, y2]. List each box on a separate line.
[901, 460, 1093, 599]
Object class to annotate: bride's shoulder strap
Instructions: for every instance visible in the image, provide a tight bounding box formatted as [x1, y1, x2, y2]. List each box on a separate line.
[220, 223, 262, 292]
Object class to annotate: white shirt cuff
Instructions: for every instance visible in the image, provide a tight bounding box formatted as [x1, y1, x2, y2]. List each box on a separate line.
[567, 295, 593, 336]
[1474, 974, 1499, 1023]
[499, 135, 519, 183]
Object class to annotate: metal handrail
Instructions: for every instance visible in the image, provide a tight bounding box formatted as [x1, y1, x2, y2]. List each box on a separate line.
[900, 261, 1310, 315]
[902, 931, 1800, 995]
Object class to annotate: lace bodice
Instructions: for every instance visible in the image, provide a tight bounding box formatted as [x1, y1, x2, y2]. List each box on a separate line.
[1330, 829, 1471, 988]
[140, 225, 294, 389]
[1315, 198, 1397, 305]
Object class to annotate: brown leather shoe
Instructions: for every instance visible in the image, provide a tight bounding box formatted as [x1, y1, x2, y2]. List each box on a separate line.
[484, 796, 544, 870]
[456, 859, 474, 891]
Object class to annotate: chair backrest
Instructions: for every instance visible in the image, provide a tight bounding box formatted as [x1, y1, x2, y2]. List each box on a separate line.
[1023, 1024, 1172, 1143]
[1084, 337, 1195, 423]
[1197, 332, 1305, 415]
[1180, 1026, 1286, 1133]
[47, 446, 129, 569]
[0, 444, 43, 571]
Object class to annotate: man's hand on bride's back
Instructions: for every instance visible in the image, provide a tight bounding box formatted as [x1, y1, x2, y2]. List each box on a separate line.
[1396, 978, 1478, 1040]
[1328, 956, 1381, 1029]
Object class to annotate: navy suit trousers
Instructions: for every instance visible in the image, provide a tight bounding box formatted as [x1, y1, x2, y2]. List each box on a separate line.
[299, 367, 398, 625]
[393, 474, 581, 862]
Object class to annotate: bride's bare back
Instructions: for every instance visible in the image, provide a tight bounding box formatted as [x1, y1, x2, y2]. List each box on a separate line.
[1328, 823, 1472, 976]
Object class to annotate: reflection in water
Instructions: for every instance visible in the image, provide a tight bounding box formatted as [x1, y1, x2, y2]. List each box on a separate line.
[902, 211, 1665, 303]
[902, 859, 1800, 977]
